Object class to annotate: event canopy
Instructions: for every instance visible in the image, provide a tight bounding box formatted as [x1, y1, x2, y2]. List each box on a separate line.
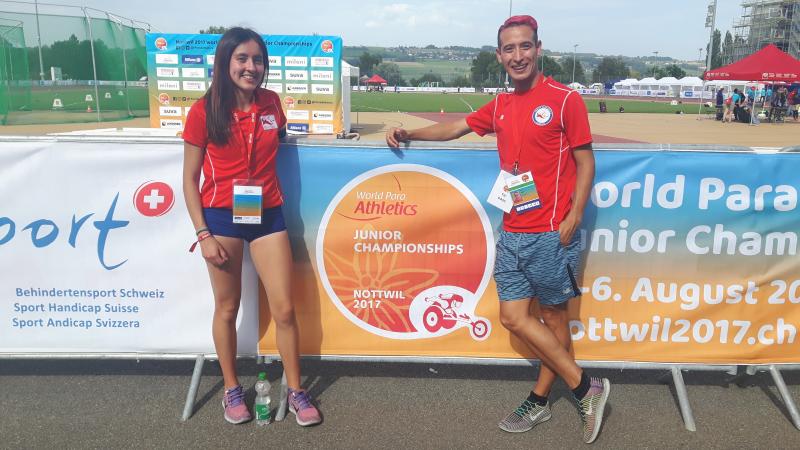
[705, 44, 800, 83]
[366, 74, 388, 85]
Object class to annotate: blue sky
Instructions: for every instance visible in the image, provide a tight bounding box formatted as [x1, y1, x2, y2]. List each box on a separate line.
[53, 0, 741, 60]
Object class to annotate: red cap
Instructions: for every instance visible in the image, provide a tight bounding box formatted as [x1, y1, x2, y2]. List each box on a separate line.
[499, 15, 538, 34]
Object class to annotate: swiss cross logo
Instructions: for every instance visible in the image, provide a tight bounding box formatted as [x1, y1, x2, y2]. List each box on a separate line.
[134, 181, 175, 217]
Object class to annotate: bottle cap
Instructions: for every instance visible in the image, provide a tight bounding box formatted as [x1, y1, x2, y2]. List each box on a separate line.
[258, 372, 267, 381]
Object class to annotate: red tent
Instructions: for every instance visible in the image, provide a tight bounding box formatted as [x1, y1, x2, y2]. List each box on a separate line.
[366, 74, 388, 85]
[704, 44, 800, 83]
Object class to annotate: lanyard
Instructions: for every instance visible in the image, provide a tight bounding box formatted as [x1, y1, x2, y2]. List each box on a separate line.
[508, 73, 543, 175]
[234, 111, 257, 178]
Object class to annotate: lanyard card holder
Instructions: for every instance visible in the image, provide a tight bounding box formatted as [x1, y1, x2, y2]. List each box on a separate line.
[232, 179, 262, 224]
[505, 171, 542, 214]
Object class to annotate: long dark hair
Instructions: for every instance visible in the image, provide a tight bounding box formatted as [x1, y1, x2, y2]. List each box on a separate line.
[205, 27, 269, 145]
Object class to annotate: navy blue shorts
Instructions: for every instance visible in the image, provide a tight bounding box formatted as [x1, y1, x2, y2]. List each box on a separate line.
[202, 207, 286, 242]
[494, 230, 581, 305]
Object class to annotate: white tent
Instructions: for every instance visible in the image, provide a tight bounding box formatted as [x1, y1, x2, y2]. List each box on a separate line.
[567, 82, 586, 89]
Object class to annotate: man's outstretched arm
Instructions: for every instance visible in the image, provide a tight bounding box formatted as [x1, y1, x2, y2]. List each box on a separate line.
[386, 118, 473, 148]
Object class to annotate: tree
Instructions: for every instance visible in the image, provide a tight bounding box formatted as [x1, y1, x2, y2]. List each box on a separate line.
[199, 26, 228, 34]
[358, 51, 382, 76]
[708, 29, 722, 70]
[449, 76, 471, 88]
[721, 30, 734, 65]
[559, 56, 586, 85]
[374, 62, 404, 86]
[540, 55, 564, 82]
[470, 51, 503, 87]
[662, 64, 686, 79]
[592, 57, 630, 83]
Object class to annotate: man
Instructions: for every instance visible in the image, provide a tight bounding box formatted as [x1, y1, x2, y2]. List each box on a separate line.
[386, 15, 610, 444]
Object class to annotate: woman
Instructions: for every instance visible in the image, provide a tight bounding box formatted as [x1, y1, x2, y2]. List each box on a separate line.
[182, 27, 321, 426]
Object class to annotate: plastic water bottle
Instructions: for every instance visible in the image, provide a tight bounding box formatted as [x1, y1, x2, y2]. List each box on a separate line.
[254, 372, 271, 426]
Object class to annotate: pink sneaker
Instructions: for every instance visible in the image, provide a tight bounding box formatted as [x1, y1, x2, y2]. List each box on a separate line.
[222, 385, 252, 424]
[288, 388, 322, 426]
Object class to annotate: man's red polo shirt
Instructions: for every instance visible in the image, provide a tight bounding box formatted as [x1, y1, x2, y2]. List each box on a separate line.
[466, 77, 592, 232]
[183, 88, 286, 209]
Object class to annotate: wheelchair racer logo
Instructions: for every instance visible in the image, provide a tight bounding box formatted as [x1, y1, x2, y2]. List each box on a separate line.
[532, 105, 553, 126]
[409, 286, 491, 341]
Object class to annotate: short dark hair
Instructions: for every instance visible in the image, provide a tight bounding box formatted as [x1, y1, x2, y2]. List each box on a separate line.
[497, 15, 539, 48]
[205, 27, 268, 145]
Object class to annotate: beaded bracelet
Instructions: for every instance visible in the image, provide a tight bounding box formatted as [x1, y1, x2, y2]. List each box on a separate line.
[195, 227, 210, 236]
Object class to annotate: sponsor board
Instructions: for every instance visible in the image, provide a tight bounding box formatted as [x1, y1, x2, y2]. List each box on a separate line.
[159, 106, 182, 116]
[181, 67, 205, 78]
[182, 81, 206, 91]
[286, 84, 309, 94]
[311, 57, 334, 67]
[286, 109, 310, 120]
[181, 55, 204, 65]
[312, 110, 334, 121]
[268, 69, 282, 80]
[156, 67, 179, 77]
[312, 84, 334, 95]
[268, 56, 281, 66]
[157, 80, 180, 91]
[206, 55, 215, 65]
[155, 54, 179, 65]
[287, 123, 309, 133]
[285, 56, 308, 67]
[311, 71, 334, 81]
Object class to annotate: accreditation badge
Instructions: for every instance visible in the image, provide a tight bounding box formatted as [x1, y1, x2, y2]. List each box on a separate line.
[487, 170, 514, 213]
[504, 171, 542, 214]
[232, 179, 262, 224]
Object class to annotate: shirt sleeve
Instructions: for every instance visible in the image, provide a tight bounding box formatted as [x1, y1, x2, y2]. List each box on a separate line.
[182, 100, 208, 148]
[563, 92, 593, 149]
[465, 97, 497, 136]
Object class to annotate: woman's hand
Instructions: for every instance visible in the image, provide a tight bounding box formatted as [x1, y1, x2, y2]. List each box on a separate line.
[200, 236, 229, 267]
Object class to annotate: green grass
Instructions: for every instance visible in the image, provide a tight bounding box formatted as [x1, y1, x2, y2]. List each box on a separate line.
[352, 92, 716, 114]
[2, 85, 149, 125]
[394, 60, 471, 83]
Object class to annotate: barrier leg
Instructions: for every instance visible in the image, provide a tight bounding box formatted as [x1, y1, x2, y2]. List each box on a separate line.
[768, 365, 800, 430]
[181, 354, 205, 421]
[275, 370, 289, 421]
[671, 367, 697, 432]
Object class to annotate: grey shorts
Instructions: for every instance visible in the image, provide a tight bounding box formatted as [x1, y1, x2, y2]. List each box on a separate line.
[494, 230, 581, 305]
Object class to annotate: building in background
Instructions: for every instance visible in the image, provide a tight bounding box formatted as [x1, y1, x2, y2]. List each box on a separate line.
[729, 0, 800, 63]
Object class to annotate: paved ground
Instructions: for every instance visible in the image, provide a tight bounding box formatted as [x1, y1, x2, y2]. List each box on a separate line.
[1, 358, 798, 449]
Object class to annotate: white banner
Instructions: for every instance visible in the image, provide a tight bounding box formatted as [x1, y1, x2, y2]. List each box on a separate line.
[0, 140, 259, 354]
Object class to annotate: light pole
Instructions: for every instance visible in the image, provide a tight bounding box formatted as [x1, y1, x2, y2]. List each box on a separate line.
[652, 51, 659, 77]
[571, 44, 578, 84]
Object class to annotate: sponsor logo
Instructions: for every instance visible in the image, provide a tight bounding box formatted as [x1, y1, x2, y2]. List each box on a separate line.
[181, 55, 204, 64]
[156, 67, 179, 77]
[134, 181, 175, 217]
[206, 55, 215, 65]
[158, 93, 170, 105]
[312, 110, 333, 121]
[286, 84, 309, 94]
[285, 70, 308, 80]
[208, 68, 214, 78]
[285, 56, 308, 67]
[159, 106, 181, 116]
[321, 40, 334, 53]
[159, 119, 183, 129]
[312, 84, 334, 95]
[295, 99, 332, 105]
[260, 114, 278, 130]
[181, 67, 205, 78]
[268, 69, 282, 80]
[183, 81, 206, 91]
[268, 56, 281, 66]
[266, 83, 283, 93]
[287, 110, 310, 120]
[287, 123, 309, 133]
[157, 80, 180, 91]
[311, 71, 334, 81]
[155, 53, 179, 65]
[311, 57, 334, 67]
[154, 37, 168, 50]
[532, 105, 553, 126]
[312, 123, 334, 134]
[284, 96, 296, 108]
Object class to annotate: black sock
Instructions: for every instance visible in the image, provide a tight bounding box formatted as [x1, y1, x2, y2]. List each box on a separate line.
[572, 372, 591, 399]
[527, 391, 548, 406]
